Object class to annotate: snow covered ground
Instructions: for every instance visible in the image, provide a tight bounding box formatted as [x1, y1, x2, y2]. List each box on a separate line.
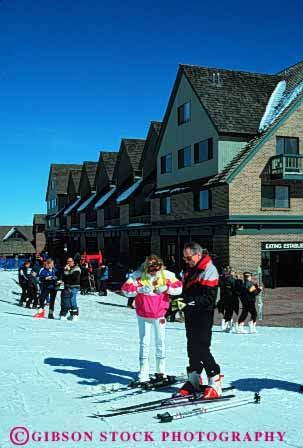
[0, 270, 302, 448]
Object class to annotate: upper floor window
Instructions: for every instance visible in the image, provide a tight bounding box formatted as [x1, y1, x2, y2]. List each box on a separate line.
[160, 154, 172, 174]
[160, 196, 171, 215]
[276, 137, 299, 155]
[178, 146, 191, 169]
[261, 185, 290, 208]
[194, 190, 211, 211]
[177, 102, 190, 125]
[194, 138, 213, 163]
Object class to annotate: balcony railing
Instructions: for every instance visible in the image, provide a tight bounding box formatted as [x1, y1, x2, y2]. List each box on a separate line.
[270, 154, 303, 180]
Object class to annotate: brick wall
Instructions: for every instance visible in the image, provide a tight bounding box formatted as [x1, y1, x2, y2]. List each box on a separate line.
[229, 233, 303, 274]
[230, 102, 303, 215]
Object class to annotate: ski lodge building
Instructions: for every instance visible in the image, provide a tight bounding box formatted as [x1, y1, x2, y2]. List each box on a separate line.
[45, 60, 303, 287]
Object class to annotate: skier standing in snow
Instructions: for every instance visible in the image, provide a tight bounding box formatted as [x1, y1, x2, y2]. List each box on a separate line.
[235, 272, 262, 334]
[173, 242, 223, 399]
[220, 268, 240, 332]
[61, 257, 81, 320]
[18, 260, 31, 305]
[122, 255, 182, 382]
[27, 270, 39, 308]
[33, 258, 58, 319]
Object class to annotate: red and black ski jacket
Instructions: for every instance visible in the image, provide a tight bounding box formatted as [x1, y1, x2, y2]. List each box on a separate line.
[182, 255, 219, 311]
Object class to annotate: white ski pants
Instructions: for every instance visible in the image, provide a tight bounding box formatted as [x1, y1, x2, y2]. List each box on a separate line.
[137, 315, 166, 360]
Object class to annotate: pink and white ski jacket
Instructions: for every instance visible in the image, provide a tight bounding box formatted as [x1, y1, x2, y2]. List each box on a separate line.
[122, 269, 182, 319]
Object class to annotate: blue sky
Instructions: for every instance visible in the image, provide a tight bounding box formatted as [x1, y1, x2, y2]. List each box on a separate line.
[0, 0, 302, 224]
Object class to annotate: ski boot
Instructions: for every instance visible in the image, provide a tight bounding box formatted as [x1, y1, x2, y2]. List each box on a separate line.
[224, 320, 233, 333]
[221, 319, 227, 331]
[203, 373, 224, 399]
[48, 310, 54, 319]
[33, 308, 45, 319]
[235, 322, 247, 334]
[177, 370, 203, 396]
[248, 321, 257, 334]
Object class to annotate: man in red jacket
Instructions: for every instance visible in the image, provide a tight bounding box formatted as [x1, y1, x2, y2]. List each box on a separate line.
[176, 242, 223, 399]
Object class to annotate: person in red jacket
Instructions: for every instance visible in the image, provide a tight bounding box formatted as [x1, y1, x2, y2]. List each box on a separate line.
[174, 242, 223, 399]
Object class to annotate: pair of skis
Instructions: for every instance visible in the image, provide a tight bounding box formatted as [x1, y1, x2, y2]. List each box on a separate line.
[83, 374, 187, 403]
[156, 393, 261, 422]
[93, 386, 237, 418]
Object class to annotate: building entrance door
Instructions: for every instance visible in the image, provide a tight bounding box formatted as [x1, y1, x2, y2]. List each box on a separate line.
[271, 251, 303, 287]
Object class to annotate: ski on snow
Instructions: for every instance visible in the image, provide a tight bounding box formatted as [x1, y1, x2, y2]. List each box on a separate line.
[111, 385, 234, 412]
[156, 393, 261, 422]
[92, 374, 188, 403]
[93, 391, 236, 418]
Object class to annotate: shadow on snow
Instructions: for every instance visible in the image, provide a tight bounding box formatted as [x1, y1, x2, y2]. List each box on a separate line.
[232, 377, 301, 394]
[44, 357, 136, 388]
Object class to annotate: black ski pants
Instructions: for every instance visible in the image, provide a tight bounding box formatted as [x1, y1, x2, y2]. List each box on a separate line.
[184, 309, 220, 378]
[224, 296, 239, 321]
[28, 286, 38, 307]
[20, 283, 28, 303]
[238, 299, 257, 323]
[39, 288, 57, 311]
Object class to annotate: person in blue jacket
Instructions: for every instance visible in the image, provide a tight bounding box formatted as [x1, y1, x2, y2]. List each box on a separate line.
[97, 263, 109, 296]
[33, 258, 58, 319]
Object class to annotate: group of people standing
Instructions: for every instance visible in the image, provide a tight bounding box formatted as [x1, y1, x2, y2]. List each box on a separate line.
[18, 254, 111, 320]
[218, 268, 262, 334]
[18, 256, 81, 320]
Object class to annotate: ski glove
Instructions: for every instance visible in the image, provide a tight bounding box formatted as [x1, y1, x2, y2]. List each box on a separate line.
[155, 285, 168, 294]
[171, 297, 194, 311]
[137, 285, 154, 294]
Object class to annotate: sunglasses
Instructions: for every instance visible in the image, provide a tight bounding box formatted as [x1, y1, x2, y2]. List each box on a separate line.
[148, 263, 161, 270]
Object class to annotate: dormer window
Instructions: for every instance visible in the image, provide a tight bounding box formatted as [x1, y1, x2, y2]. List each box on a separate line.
[177, 102, 190, 125]
[276, 137, 299, 155]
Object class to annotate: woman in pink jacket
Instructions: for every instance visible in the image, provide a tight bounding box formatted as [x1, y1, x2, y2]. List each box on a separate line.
[122, 255, 182, 383]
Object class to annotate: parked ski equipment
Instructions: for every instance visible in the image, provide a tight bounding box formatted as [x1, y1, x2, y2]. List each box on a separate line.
[156, 393, 261, 422]
[93, 389, 236, 418]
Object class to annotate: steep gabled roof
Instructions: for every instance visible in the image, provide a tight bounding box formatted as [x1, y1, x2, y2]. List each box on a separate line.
[207, 88, 303, 186]
[277, 59, 303, 95]
[82, 161, 98, 190]
[181, 64, 281, 135]
[45, 163, 82, 199]
[122, 139, 145, 171]
[0, 226, 35, 255]
[101, 152, 118, 181]
[69, 169, 82, 192]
